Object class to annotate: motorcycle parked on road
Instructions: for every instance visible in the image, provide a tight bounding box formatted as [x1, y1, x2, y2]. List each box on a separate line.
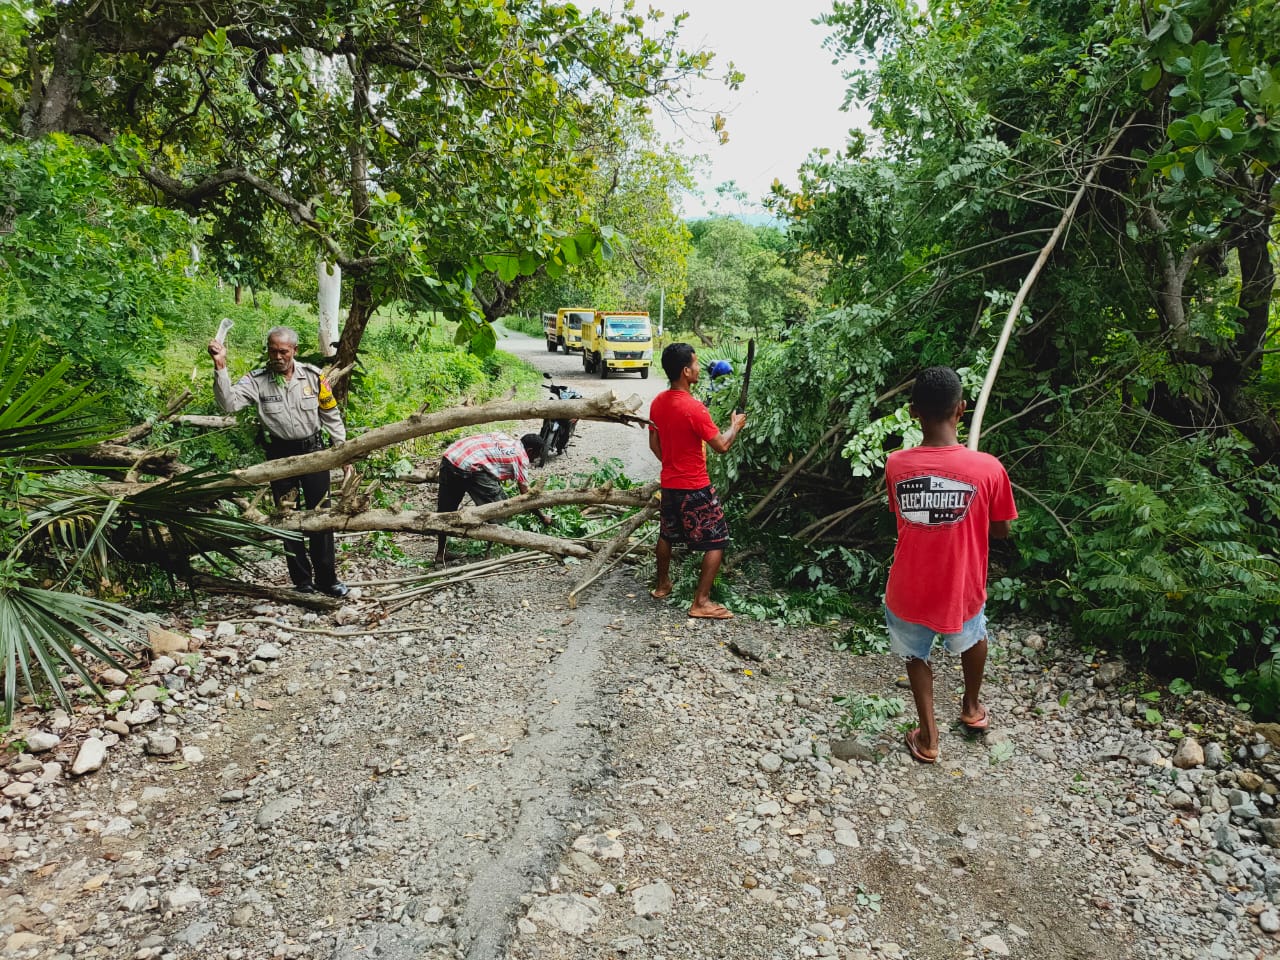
[538, 373, 582, 465]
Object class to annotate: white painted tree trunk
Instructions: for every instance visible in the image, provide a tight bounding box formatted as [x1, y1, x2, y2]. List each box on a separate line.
[317, 257, 342, 357]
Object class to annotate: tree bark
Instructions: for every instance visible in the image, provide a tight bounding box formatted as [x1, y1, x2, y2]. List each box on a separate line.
[64, 444, 183, 477]
[187, 573, 342, 611]
[333, 280, 373, 403]
[23, 27, 90, 137]
[331, 60, 373, 401]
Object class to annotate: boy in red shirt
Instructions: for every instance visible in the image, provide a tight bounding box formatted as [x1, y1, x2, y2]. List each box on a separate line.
[885, 367, 1017, 763]
[648, 343, 747, 619]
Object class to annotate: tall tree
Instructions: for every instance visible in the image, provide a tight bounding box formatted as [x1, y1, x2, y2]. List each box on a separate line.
[12, 0, 719, 388]
[678, 217, 821, 343]
[735, 0, 1280, 699]
[512, 110, 696, 319]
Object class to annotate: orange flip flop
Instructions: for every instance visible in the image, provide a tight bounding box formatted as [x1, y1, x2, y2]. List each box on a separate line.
[959, 705, 990, 732]
[688, 604, 734, 620]
[906, 728, 938, 764]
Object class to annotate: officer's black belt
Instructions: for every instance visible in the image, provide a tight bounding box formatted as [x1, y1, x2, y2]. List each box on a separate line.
[266, 431, 324, 455]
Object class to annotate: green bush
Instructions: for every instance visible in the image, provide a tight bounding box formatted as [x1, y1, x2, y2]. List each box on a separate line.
[1068, 459, 1280, 711]
[0, 136, 195, 420]
[501, 313, 545, 337]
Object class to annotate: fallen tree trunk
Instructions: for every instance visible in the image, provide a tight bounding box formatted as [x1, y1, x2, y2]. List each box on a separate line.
[257, 483, 659, 560]
[81, 390, 646, 499]
[234, 389, 648, 487]
[64, 444, 183, 477]
[187, 573, 343, 611]
[397, 465, 440, 484]
[177, 414, 238, 430]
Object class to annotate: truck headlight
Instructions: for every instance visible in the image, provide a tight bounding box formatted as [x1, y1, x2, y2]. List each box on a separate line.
[641, 350, 652, 360]
[603, 350, 615, 360]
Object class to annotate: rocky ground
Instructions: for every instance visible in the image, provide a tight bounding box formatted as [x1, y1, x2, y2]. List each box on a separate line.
[4, 551, 1280, 960]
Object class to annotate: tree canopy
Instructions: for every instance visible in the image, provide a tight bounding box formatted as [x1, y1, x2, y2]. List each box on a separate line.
[729, 0, 1280, 706]
[11, 0, 721, 374]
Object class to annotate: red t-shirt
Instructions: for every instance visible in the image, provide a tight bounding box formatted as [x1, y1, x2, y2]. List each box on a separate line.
[648, 389, 719, 489]
[884, 444, 1017, 633]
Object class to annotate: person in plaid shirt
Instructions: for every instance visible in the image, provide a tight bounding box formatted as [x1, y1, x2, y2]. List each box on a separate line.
[434, 432, 550, 563]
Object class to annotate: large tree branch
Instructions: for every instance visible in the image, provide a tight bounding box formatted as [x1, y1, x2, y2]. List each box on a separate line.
[134, 164, 385, 272]
[968, 110, 1138, 450]
[259, 484, 658, 560]
[231, 390, 647, 488]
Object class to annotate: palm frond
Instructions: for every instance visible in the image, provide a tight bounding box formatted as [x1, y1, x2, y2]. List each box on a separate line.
[24, 467, 294, 580]
[0, 584, 145, 725]
[0, 325, 122, 455]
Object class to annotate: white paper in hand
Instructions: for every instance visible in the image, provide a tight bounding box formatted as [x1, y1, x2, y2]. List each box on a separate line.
[214, 317, 234, 344]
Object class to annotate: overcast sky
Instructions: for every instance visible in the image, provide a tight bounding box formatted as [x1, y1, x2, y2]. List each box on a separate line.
[646, 0, 869, 218]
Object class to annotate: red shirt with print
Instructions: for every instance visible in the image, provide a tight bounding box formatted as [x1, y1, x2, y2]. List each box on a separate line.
[649, 389, 720, 489]
[884, 444, 1017, 633]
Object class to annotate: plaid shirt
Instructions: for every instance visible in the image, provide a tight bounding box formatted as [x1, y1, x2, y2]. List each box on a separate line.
[443, 432, 530, 486]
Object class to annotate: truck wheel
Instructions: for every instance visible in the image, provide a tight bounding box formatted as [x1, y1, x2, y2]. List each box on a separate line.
[599, 360, 608, 379]
[640, 367, 649, 380]
[546, 339, 557, 352]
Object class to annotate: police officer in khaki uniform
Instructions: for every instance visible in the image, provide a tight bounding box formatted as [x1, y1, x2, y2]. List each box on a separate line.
[209, 326, 351, 597]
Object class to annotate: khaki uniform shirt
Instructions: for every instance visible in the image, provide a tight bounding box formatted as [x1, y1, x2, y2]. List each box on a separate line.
[214, 362, 346, 443]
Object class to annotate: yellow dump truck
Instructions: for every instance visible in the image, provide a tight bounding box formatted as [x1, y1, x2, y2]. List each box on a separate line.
[580, 310, 653, 379]
[554, 307, 593, 353]
[541, 312, 558, 351]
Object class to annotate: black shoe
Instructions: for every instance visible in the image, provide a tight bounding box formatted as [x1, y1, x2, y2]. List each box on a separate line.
[294, 584, 317, 594]
[320, 581, 349, 598]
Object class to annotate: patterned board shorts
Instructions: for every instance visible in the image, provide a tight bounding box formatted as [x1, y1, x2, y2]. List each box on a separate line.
[659, 486, 729, 552]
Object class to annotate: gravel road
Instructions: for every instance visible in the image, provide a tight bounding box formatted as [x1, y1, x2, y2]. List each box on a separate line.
[493, 323, 665, 484]
[3, 329, 1280, 960]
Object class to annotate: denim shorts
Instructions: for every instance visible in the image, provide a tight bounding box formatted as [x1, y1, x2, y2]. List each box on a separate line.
[884, 604, 987, 661]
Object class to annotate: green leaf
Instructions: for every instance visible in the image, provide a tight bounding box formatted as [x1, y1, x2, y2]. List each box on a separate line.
[1172, 19, 1193, 44]
[1193, 148, 1215, 178]
[469, 322, 498, 358]
[1141, 64, 1163, 91]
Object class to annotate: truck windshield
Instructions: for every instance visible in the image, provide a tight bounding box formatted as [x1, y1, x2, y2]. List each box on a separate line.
[604, 318, 650, 340]
[567, 312, 592, 326]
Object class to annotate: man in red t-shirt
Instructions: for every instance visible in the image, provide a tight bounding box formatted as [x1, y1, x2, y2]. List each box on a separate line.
[648, 343, 747, 619]
[885, 366, 1017, 763]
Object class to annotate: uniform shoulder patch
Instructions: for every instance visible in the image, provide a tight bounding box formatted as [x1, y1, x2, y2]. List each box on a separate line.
[317, 375, 337, 410]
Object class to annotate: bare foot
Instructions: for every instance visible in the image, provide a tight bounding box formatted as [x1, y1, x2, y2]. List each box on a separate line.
[688, 602, 733, 620]
[650, 582, 673, 599]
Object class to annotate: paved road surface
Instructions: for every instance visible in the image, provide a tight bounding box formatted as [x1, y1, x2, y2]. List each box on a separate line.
[496, 323, 665, 483]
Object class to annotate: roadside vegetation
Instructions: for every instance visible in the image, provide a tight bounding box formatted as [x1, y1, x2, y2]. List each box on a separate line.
[1, 0, 1278, 724]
